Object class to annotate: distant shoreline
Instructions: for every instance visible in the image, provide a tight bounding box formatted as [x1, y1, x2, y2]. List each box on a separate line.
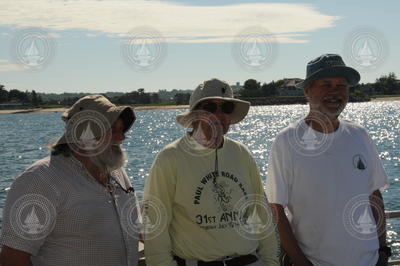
[0, 97, 399, 115]
[0, 105, 190, 115]
[370, 96, 400, 101]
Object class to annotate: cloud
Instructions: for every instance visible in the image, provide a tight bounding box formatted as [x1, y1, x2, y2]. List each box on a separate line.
[0, 0, 339, 43]
[0, 63, 25, 72]
[48, 32, 62, 38]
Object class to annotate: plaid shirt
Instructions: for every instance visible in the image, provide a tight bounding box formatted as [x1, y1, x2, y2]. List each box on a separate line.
[0, 155, 139, 266]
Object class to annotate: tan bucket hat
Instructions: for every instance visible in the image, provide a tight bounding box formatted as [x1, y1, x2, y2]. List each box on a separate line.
[56, 94, 135, 145]
[176, 78, 250, 127]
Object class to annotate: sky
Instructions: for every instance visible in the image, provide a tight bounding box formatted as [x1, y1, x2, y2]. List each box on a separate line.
[0, 0, 399, 93]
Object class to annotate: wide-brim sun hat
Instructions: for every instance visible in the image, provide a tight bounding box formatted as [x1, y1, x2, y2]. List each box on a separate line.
[176, 78, 250, 127]
[56, 94, 135, 145]
[296, 54, 360, 89]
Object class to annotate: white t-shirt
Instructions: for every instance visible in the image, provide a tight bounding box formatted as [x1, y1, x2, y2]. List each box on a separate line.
[265, 119, 388, 266]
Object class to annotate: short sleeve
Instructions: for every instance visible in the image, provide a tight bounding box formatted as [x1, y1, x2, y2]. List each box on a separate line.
[363, 131, 389, 193]
[0, 167, 60, 256]
[265, 134, 292, 207]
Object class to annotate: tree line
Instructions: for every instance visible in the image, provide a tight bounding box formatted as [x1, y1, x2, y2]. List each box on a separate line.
[239, 72, 400, 98]
[1, 72, 399, 107]
[0, 85, 191, 107]
[0, 85, 43, 106]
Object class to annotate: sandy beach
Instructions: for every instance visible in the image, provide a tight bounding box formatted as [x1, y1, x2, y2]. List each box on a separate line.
[0, 105, 190, 115]
[371, 96, 400, 101]
[1, 97, 399, 115]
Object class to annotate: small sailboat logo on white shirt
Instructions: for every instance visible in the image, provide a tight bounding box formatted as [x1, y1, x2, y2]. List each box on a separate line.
[353, 154, 367, 170]
[22, 206, 44, 234]
[243, 208, 266, 234]
[355, 206, 376, 234]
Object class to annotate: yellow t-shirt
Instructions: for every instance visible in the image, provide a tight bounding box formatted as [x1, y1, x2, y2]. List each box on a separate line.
[144, 135, 279, 266]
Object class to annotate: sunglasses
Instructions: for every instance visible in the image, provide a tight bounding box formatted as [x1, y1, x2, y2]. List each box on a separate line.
[196, 101, 235, 114]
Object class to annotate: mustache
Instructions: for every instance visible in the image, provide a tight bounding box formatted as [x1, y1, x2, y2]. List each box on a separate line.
[111, 142, 122, 146]
[322, 95, 343, 101]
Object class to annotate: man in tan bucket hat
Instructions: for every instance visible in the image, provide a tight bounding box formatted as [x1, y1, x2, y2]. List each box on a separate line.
[144, 78, 280, 266]
[0, 94, 140, 266]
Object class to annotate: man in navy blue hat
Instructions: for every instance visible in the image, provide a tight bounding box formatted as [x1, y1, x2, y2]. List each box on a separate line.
[265, 54, 390, 266]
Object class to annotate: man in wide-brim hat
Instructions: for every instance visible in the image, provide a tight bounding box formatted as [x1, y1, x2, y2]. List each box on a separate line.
[266, 54, 390, 266]
[0, 94, 140, 266]
[144, 78, 280, 266]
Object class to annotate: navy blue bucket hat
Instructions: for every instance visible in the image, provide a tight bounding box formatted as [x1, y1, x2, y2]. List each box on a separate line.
[296, 54, 360, 89]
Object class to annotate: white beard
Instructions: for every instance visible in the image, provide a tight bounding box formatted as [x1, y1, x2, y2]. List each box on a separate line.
[90, 144, 127, 174]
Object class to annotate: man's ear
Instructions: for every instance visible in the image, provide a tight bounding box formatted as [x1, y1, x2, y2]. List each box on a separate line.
[303, 84, 309, 96]
[303, 86, 309, 99]
[191, 120, 200, 129]
[303, 84, 313, 103]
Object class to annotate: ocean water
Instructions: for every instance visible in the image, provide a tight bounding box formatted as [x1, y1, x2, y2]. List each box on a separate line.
[0, 101, 399, 258]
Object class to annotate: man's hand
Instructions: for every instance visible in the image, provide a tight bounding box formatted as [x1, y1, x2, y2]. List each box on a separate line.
[281, 249, 314, 266]
[376, 251, 389, 266]
[295, 259, 314, 266]
[370, 190, 387, 248]
[370, 190, 389, 266]
[0, 246, 32, 266]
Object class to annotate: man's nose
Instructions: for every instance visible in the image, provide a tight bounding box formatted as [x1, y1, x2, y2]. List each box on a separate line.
[330, 84, 347, 92]
[213, 109, 227, 120]
[213, 106, 227, 116]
